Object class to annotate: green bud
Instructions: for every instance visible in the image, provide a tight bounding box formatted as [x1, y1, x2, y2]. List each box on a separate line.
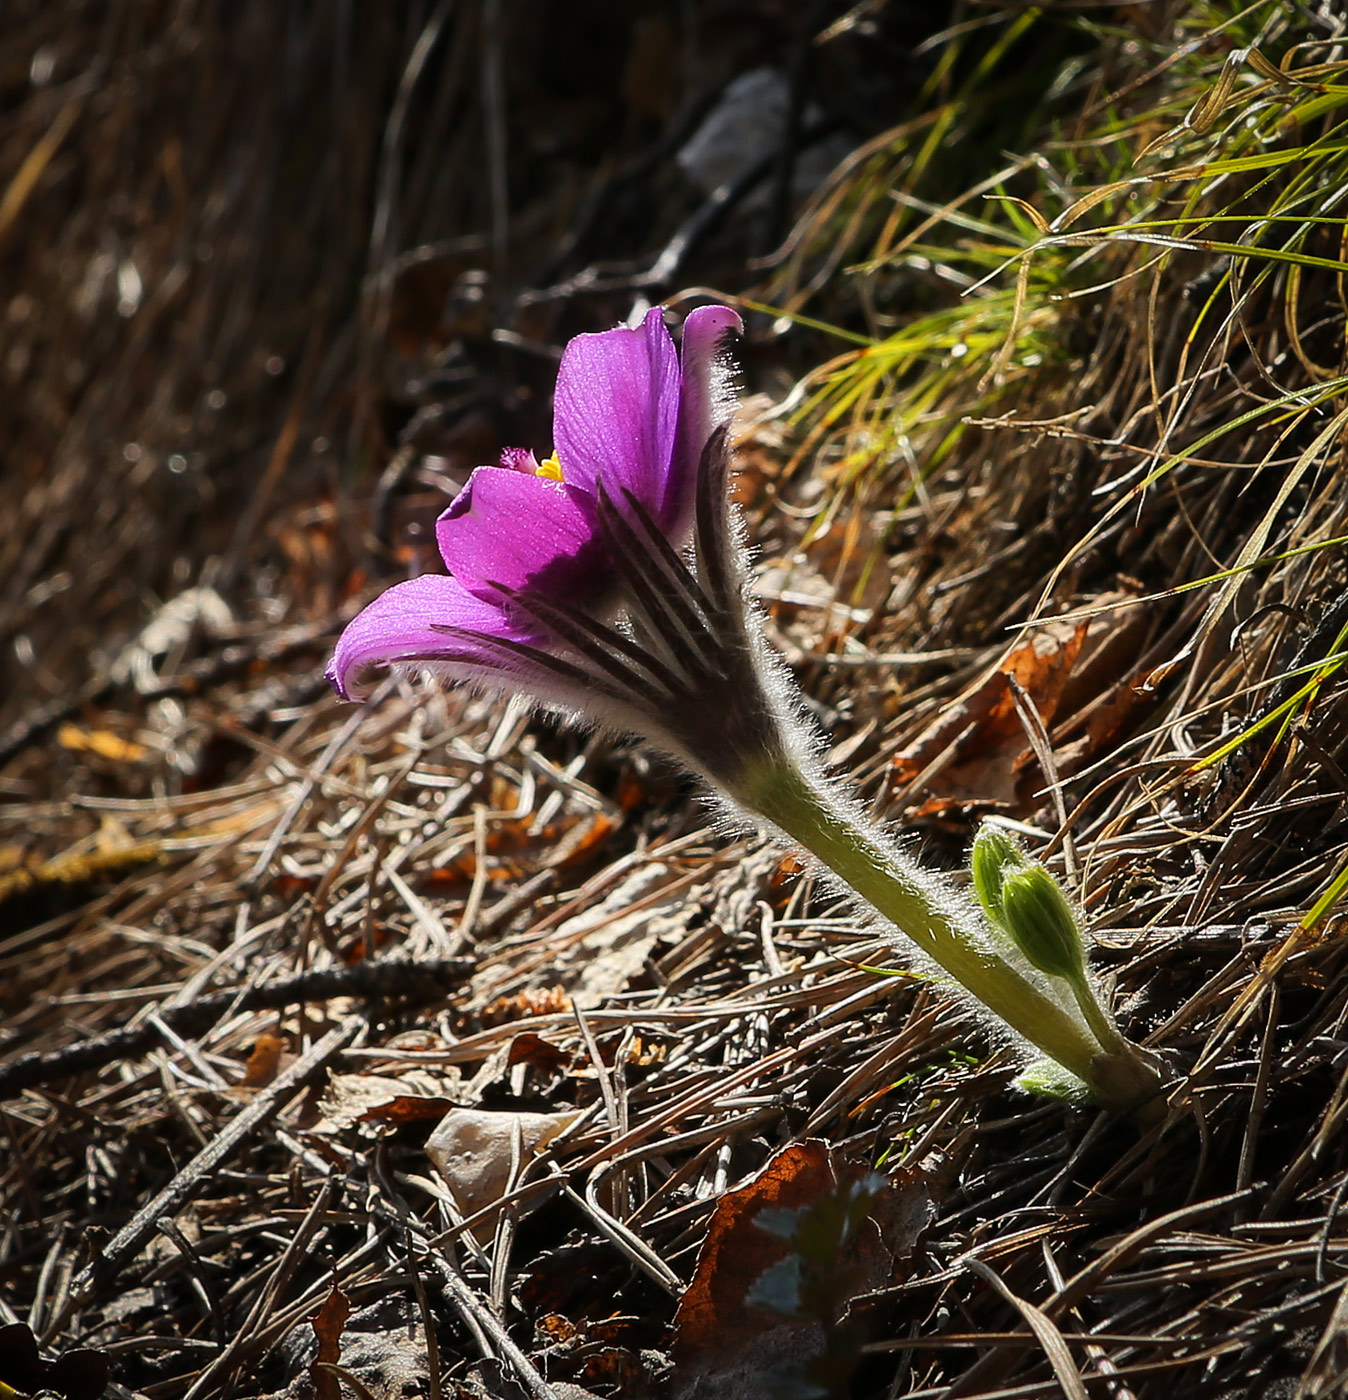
[999, 864, 1086, 982]
[970, 823, 1030, 931]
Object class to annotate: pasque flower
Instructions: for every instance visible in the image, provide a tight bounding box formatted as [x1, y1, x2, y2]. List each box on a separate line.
[327, 304, 785, 788]
[328, 305, 1164, 1116]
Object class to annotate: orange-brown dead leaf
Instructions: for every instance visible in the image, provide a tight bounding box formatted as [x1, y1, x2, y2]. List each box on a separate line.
[726, 395, 786, 509]
[310, 1285, 349, 1400]
[358, 1094, 456, 1126]
[315, 1071, 458, 1135]
[507, 1031, 575, 1075]
[770, 852, 807, 890]
[673, 1141, 837, 1366]
[801, 507, 891, 617]
[892, 620, 1087, 815]
[242, 1033, 285, 1086]
[537, 1313, 579, 1346]
[614, 763, 681, 811]
[891, 600, 1157, 818]
[340, 565, 371, 604]
[672, 1142, 938, 1398]
[547, 812, 619, 869]
[1049, 598, 1156, 775]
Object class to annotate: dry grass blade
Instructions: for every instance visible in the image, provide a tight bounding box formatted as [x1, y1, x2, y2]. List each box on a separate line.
[961, 1258, 1089, 1400]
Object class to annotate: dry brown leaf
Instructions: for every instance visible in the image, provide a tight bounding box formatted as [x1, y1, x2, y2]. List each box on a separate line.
[891, 597, 1155, 818]
[335, 924, 395, 964]
[359, 1094, 456, 1126]
[670, 1141, 935, 1399]
[546, 811, 620, 870]
[537, 1313, 579, 1346]
[770, 852, 807, 890]
[892, 620, 1088, 815]
[310, 1285, 350, 1400]
[314, 1071, 458, 1135]
[241, 1033, 285, 1086]
[507, 1031, 575, 1075]
[549, 865, 702, 1006]
[673, 1141, 837, 1367]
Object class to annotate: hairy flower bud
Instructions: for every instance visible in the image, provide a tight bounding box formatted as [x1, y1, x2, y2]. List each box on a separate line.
[999, 865, 1086, 983]
[970, 823, 1030, 932]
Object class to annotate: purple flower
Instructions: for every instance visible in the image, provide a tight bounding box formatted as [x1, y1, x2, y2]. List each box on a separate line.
[322, 305, 1163, 1106]
[326, 304, 786, 783]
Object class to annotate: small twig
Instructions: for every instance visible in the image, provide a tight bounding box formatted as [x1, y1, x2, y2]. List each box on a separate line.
[425, 1252, 562, 1400]
[0, 958, 469, 1099]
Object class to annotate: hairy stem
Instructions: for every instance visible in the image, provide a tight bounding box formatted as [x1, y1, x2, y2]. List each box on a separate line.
[735, 757, 1158, 1108]
[1066, 972, 1126, 1056]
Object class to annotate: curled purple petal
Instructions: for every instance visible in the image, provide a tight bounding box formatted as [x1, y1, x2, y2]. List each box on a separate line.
[552, 306, 680, 525]
[670, 305, 742, 536]
[435, 465, 606, 603]
[326, 572, 527, 700]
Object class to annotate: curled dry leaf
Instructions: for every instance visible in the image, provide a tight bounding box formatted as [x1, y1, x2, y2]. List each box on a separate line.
[670, 1140, 936, 1400]
[314, 1071, 458, 1136]
[242, 1032, 286, 1086]
[891, 596, 1150, 817]
[426, 1107, 578, 1222]
[507, 1031, 576, 1075]
[891, 619, 1088, 815]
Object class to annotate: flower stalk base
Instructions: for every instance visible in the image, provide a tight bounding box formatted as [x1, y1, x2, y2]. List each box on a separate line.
[733, 755, 1164, 1116]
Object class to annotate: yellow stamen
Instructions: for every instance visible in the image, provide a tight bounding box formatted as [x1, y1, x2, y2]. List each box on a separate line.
[536, 452, 563, 481]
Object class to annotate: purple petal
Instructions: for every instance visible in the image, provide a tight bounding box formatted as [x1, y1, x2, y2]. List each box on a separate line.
[435, 465, 607, 603]
[326, 572, 526, 700]
[670, 305, 743, 538]
[552, 307, 680, 524]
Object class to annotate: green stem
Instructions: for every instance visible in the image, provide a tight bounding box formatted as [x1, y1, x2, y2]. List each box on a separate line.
[1067, 972, 1125, 1056]
[735, 757, 1124, 1097]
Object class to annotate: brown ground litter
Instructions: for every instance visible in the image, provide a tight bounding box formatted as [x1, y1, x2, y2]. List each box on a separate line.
[5, 5, 1348, 1399]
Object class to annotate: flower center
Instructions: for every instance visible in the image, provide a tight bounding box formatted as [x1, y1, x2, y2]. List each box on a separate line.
[536, 452, 563, 481]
